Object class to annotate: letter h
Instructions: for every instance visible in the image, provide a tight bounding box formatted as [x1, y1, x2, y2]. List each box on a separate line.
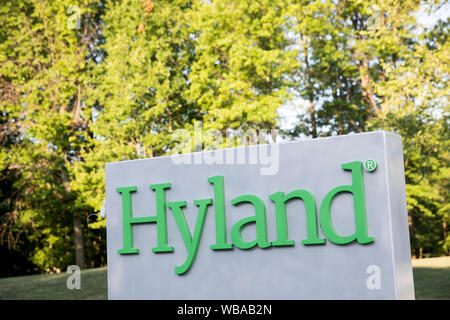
[116, 184, 174, 255]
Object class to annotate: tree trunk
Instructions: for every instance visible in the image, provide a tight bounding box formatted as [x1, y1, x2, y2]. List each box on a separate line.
[408, 212, 417, 258]
[61, 167, 86, 269]
[353, 15, 380, 116]
[73, 212, 86, 269]
[309, 100, 317, 138]
[444, 219, 449, 256]
[300, 33, 317, 138]
[359, 55, 380, 115]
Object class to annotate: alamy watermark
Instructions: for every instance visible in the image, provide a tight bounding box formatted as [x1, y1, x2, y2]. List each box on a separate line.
[67, 5, 81, 30]
[366, 264, 381, 290]
[170, 121, 280, 176]
[366, 5, 383, 31]
[66, 265, 81, 289]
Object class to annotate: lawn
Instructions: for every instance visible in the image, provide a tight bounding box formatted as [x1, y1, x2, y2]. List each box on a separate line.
[411, 257, 450, 300]
[0, 257, 448, 300]
[0, 267, 107, 300]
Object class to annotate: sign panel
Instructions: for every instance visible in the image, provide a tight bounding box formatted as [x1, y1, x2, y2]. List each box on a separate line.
[105, 131, 414, 299]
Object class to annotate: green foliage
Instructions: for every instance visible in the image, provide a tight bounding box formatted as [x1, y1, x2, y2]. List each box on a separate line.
[368, 13, 449, 257]
[188, 0, 293, 132]
[0, 0, 448, 275]
[72, 0, 201, 223]
[0, 0, 104, 273]
[285, 0, 449, 257]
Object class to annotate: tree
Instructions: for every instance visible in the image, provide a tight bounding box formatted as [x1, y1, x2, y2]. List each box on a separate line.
[74, 0, 295, 216]
[285, 0, 449, 257]
[1, 0, 448, 276]
[286, 0, 375, 138]
[188, 0, 295, 135]
[73, 0, 202, 223]
[0, 0, 103, 271]
[369, 14, 449, 257]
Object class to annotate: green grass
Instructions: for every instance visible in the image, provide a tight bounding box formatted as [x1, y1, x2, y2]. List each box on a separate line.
[412, 257, 450, 300]
[0, 257, 448, 300]
[0, 267, 107, 300]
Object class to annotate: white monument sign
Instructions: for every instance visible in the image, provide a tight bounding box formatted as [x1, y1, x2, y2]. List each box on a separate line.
[105, 131, 414, 299]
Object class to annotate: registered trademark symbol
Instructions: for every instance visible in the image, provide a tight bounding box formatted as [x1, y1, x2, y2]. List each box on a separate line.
[364, 160, 377, 172]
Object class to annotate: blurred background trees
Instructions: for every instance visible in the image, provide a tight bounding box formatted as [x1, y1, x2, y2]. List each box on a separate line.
[0, 0, 448, 276]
